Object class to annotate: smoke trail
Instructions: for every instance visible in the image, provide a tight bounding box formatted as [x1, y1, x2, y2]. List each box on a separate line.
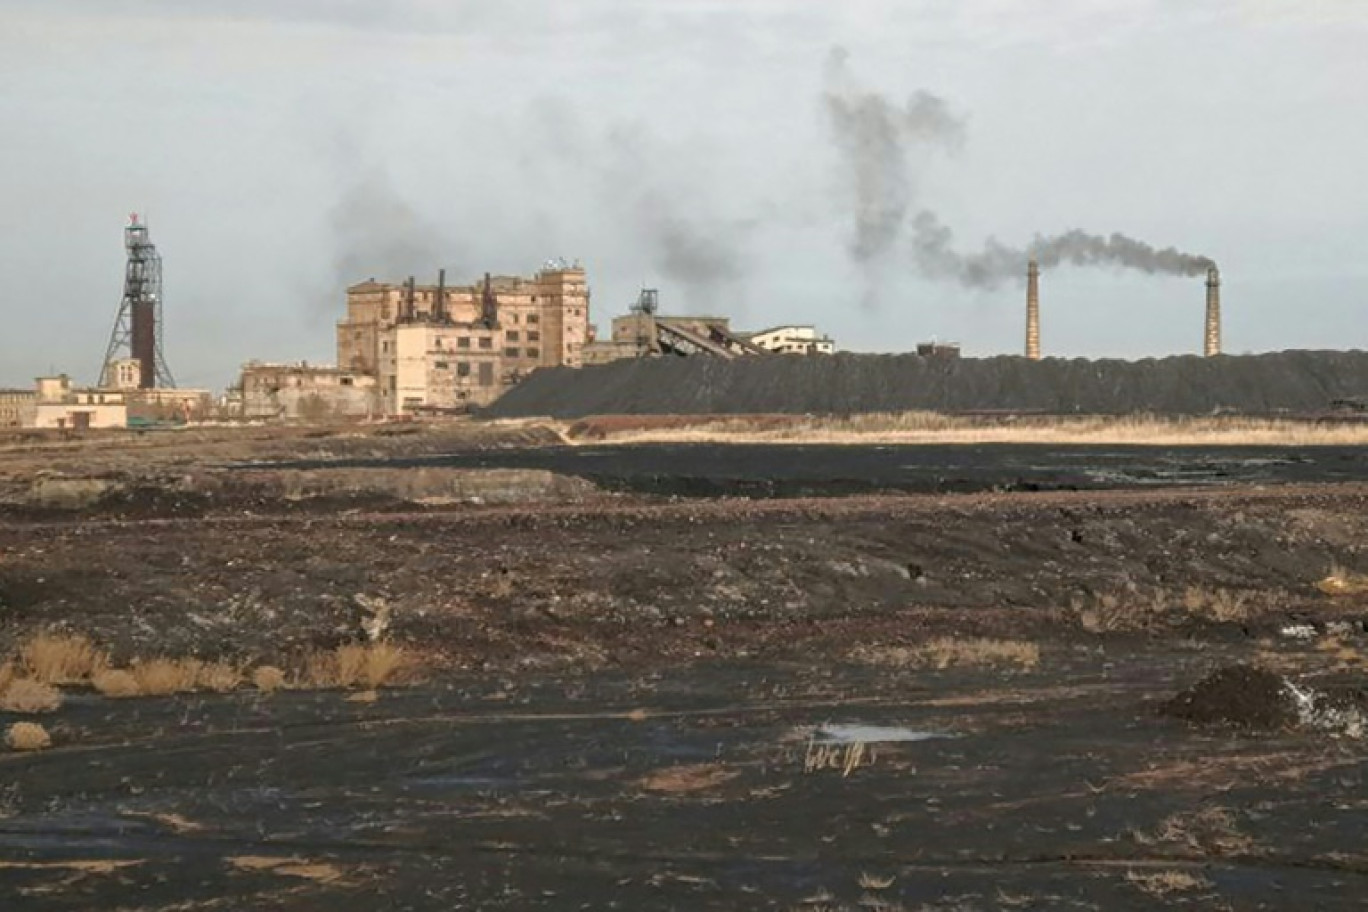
[823, 47, 966, 266]
[910, 211, 1214, 290]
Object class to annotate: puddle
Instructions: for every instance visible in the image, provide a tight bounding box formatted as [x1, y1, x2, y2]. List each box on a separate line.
[811, 724, 951, 744]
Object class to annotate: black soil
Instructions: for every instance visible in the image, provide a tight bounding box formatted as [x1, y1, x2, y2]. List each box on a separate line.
[487, 349, 1368, 418]
[1162, 665, 1299, 730]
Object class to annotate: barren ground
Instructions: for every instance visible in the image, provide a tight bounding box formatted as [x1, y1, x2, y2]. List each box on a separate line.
[2, 421, 1368, 910]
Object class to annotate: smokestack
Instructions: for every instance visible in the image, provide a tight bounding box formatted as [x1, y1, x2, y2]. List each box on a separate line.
[1204, 266, 1221, 357]
[403, 277, 416, 322]
[481, 272, 498, 327]
[436, 269, 447, 323]
[1025, 259, 1041, 360]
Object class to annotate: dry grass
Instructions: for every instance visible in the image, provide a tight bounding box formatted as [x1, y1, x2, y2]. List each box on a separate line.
[1318, 564, 1368, 596]
[18, 633, 107, 684]
[1182, 586, 1255, 623]
[131, 659, 203, 696]
[196, 662, 242, 694]
[804, 739, 874, 777]
[0, 661, 13, 695]
[858, 873, 896, 891]
[303, 643, 407, 689]
[854, 638, 1040, 671]
[567, 412, 1368, 447]
[91, 669, 141, 698]
[637, 763, 739, 794]
[227, 856, 347, 884]
[252, 666, 286, 693]
[0, 679, 63, 714]
[1134, 806, 1255, 857]
[1124, 870, 1211, 897]
[1070, 586, 1261, 632]
[5, 721, 52, 751]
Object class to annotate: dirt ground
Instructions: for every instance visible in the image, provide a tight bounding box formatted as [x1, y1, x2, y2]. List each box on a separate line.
[3, 423, 1368, 909]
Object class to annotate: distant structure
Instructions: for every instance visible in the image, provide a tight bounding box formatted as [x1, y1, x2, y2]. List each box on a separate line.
[1205, 266, 1221, 357]
[1025, 259, 1041, 360]
[581, 289, 834, 364]
[99, 214, 176, 389]
[335, 264, 590, 413]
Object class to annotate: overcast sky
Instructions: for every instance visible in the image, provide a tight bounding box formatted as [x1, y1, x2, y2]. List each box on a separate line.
[2, 1, 1365, 389]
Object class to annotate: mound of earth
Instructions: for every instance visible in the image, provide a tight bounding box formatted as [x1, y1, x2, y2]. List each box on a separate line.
[1161, 665, 1299, 730]
[488, 349, 1368, 418]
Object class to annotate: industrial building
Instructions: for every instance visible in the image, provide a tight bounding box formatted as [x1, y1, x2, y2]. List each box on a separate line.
[237, 362, 378, 421]
[581, 290, 837, 364]
[337, 264, 590, 413]
[0, 376, 129, 430]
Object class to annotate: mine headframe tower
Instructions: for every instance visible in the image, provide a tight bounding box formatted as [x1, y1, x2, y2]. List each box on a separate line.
[99, 213, 176, 389]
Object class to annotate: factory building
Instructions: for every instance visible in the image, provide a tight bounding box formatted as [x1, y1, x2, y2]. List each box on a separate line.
[338, 264, 590, 413]
[238, 362, 379, 421]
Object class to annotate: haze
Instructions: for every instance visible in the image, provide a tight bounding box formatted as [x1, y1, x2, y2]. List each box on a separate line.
[1, 0, 1365, 389]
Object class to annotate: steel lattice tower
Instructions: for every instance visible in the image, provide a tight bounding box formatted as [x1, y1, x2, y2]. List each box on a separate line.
[99, 214, 176, 388]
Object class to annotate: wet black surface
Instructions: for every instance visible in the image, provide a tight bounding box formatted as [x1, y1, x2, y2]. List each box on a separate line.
[3, 658, 1367, 910]
[243, 443, 1368, 498]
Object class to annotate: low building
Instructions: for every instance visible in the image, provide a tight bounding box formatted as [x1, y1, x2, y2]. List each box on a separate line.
[30, 375, 127, 430]
[746, 325, 836, 355]
[238, 362, 379, 421]
[0, 389, 36, 428]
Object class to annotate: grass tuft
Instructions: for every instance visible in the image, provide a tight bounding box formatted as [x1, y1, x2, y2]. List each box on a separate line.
[19, 634, 107, 684]
[91, 669, 141, 698]
[1124, 870, 1211, 897]
[854, 638, 1039, 671]
[302, 643, 407, 690]
[196, 662, 242, 694]
[131, 659, 202, 696]
[5, 722, 52, 752]
[0, 679, 63, 714]
[252, 666, 286, 693]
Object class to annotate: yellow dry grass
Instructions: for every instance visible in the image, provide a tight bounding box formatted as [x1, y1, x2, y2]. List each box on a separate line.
[18, 633, 107, 684]
[196, 662, 242, 694]
[570, 412, 1368, 447]
[302, 643, 407, 690]
[131, 659, 202, 696]
[804, 739, 873, 777]
[0, 661, 13, 695]
[854, 638, 1040, 671]
[0, 679, 63, 714]
[1124, 870, 1211, 897]
[227, 855, 347, 883]
[252, 666, 286, 693]
[91, 669, 141, 698]
[1182, 586, 1255, 623]
[5, 721, 52, 751]
[1318, 564, 1368, 596]
[637, 763, 739, 794]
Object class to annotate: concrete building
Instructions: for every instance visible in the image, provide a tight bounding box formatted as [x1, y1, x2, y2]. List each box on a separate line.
[338, 265, 590, 413]
[745, 325, 836, 355]
[238, 362, 379, 421]
[30, 376, 127, 430]
[0, 389, 36, 428]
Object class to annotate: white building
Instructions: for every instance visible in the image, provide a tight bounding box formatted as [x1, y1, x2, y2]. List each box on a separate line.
[745, 325, 836, 355]
[30, 376, 127, 430]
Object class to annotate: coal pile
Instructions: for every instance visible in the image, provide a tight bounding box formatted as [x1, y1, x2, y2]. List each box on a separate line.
[488, 350, 1368, 419]
[1161, 665, 1298, 731]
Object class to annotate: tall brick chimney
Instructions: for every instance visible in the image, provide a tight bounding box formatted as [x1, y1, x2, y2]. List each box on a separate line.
[1204, 266, 1221, 357]
[1025, 259, 1041, 360]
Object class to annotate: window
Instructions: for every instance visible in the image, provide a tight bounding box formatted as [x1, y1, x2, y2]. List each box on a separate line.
[527, 331, 540, 342]
[458, 337, 471, 349]
[507, 331, 519, 341]
[479, 337, 492, 349]
[505, 347, 519, 358]
[457, 362, 470, 377]
[527, 348, 540, 359]
[434, 361, 449, 370]
[478, 362, 494, 387]
[341, 377, 353, 387]
[527, 313, 539, 325]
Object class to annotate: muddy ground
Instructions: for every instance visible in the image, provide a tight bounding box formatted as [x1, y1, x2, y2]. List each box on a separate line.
[3, 425, 1368, 909]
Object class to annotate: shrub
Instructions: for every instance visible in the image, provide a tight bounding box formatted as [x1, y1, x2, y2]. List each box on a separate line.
[92, 669, 141, 698]
[252, 666, 286, 693]
[5, 722, 51, 751]
[19, 634, 107, 684]
[132, 659, 201, 696]
[0, 679, 63, 714]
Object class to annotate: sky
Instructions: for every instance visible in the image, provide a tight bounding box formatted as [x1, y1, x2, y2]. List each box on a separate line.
[1, 0, 1365, 390]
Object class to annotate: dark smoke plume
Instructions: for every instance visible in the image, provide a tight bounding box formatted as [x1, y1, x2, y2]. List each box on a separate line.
[911, 211, 1214, 290]
[823, 47, 966, 265]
